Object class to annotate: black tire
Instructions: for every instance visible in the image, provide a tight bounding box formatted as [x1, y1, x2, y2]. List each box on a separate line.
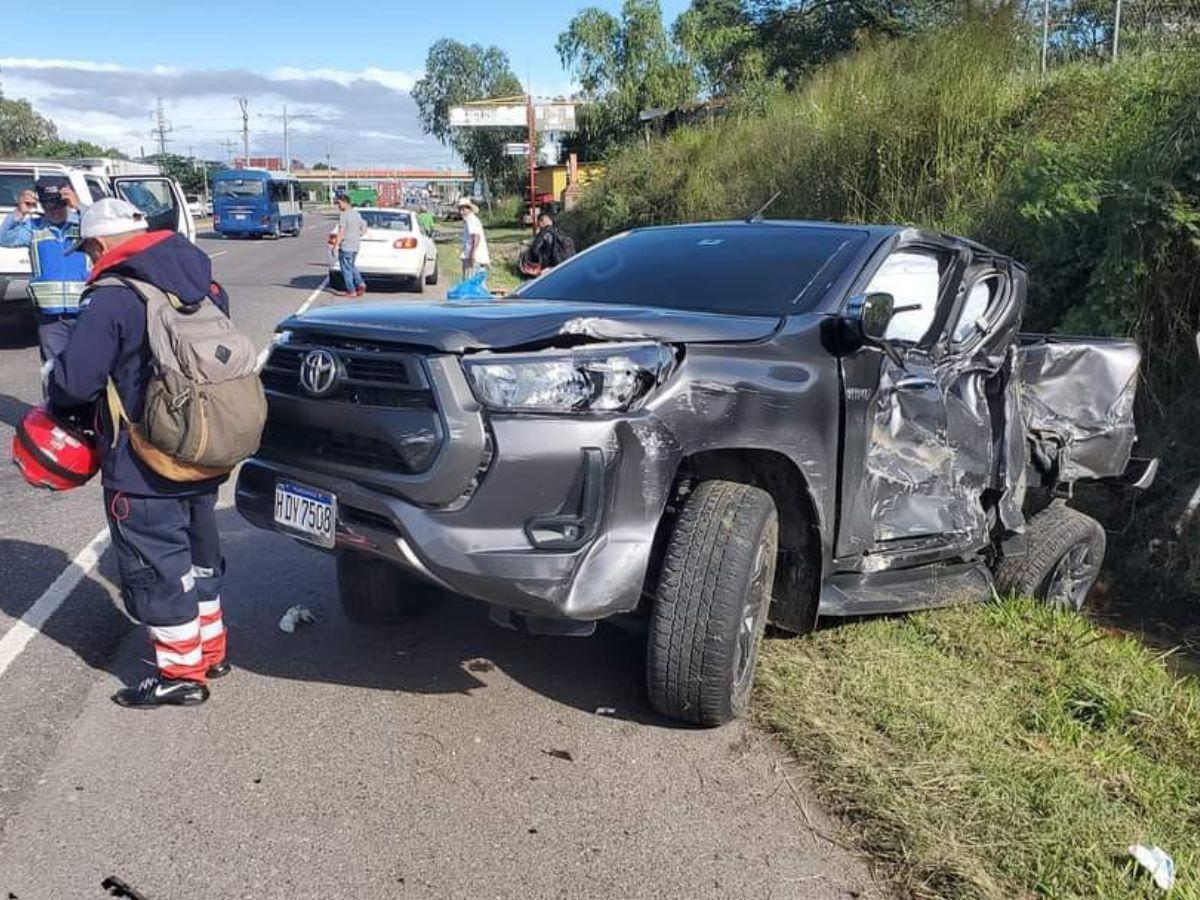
[328, 270, 345, 291]
[647, 480, 779, 726]
[411, 274, 425, 294]
[336, 551, 443, 624]
[425, 261, 439, 285]
[994, 501, 1105, 610]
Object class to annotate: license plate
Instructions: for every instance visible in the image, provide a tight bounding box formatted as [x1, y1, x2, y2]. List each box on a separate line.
[274, 481, 337, 549]
[235, 214, 247, 220]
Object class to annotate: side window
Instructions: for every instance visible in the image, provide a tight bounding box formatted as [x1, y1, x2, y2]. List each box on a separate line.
[865, 250, 945, 344]
[950, 276, 999, 346]
[85, 177, 111, 201]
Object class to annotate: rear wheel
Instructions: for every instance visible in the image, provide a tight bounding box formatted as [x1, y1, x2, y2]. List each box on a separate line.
[425, 260, 439, 285]
[646, 480, 778, 726]
[328, 270, 345, 291]
[411, 274, 425, 294]
[336, 551, 443, 624]
[994, 501, 1105, 610]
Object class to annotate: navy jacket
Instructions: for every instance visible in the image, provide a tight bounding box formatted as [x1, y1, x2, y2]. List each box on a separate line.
[49, 231, 231, 497]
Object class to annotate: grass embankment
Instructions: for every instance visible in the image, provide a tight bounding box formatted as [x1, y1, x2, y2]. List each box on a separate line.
[757, 599, 1200, 899]
[434, 223, 526, 295]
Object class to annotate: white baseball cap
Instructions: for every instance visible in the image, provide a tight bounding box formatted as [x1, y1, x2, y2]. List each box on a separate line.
[79, 198, 148, 240]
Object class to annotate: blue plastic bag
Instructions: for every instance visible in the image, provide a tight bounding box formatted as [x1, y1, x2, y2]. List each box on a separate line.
[446, 271, 492, 300]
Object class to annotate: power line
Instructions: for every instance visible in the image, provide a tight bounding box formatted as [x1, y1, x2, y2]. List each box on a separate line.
[258, 104, 320, 172]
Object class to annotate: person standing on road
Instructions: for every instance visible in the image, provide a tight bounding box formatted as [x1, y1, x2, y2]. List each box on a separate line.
[49, 199, 232, 709]
[457, 196, 490, 281]
[333, 192, 367, 298]
[0, 179, 90, 362]
[417, 206, 437, 240]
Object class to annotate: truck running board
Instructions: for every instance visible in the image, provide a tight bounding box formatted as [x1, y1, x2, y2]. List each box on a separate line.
[818, 561, 993, 617]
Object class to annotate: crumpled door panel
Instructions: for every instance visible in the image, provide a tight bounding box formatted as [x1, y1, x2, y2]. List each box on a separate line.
[1016, 336, 1141, 482]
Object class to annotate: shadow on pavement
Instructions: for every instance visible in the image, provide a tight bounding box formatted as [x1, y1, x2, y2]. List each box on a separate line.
[0, 392, 33, 428]
[216, 509, 685, 728]
[0, 539, 131, 678]
[277, 274, 327, 290]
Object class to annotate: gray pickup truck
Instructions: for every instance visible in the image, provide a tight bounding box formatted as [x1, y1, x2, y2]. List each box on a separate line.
[236, 221, 1155, 725]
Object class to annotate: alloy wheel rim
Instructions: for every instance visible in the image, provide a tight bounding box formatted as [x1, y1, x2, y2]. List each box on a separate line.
[733, 538, 770, 690]
[1045, 543, 1097, 609]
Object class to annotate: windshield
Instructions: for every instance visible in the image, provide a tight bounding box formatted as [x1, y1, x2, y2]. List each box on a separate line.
[361, 211, 413, 231]
[214, 179, 265, 198]
[515, 224, 867, 315]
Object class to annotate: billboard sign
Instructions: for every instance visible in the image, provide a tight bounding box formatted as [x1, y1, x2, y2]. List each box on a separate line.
[450, 103, 577, 133]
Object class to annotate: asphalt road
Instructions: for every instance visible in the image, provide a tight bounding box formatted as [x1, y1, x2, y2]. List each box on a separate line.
[0, 219, 879, 900]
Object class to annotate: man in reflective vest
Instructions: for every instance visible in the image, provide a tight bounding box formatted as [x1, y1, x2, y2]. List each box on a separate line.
[0, 177, 90, 361]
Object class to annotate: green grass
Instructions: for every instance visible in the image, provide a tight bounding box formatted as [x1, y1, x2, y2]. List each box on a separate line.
[756, 599, 1200, 899]
[435, 224, 527, 295]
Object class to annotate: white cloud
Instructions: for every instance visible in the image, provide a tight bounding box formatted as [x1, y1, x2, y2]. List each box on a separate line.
[270, 66, 422, 93]
[2, 57, 454, 168]
[0, 57, 126, 72]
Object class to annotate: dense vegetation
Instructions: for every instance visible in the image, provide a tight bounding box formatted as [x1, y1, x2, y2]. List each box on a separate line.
[565, 17, 1200, 603]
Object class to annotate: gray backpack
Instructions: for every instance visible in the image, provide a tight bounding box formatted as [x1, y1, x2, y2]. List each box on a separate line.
[97, 276, 266, 481]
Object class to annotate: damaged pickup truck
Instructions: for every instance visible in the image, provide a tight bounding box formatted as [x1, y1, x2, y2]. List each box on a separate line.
[236, 221, 1155, 725]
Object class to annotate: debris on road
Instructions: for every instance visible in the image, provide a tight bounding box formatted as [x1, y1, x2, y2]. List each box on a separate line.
[594, 706, 616, 716]
[102, 876, 151, 900]
[1129, 844, 1176, 891]
[466, 658, 495, 672]
[542, 748, 575, 762]
[278, 605, 316, 633]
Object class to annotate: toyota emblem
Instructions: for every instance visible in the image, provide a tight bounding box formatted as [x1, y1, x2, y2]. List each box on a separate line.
[299, 348, 342, 397]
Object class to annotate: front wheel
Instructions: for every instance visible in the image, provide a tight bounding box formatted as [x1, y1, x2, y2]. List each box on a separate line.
[994, 501, 1105, 610]
[336, 551, 443, 624]
[646, 480, 778, 726]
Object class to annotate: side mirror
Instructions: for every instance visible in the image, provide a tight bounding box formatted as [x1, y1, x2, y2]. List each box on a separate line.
[844, 291, 904, 366]
[859, 291, 895, 342]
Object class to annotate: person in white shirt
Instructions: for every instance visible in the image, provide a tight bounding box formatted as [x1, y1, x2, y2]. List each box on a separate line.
[457, 196, 490, 280]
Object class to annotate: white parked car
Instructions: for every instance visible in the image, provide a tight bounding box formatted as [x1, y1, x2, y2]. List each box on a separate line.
[185, 194, 208, 218]
[327, 208, 438, 292]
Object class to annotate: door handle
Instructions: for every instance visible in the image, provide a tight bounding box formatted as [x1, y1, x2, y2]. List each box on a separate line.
[894, 375, 937, 392]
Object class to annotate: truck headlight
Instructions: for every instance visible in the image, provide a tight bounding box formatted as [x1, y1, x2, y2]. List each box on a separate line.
[464, 342, 675, 413]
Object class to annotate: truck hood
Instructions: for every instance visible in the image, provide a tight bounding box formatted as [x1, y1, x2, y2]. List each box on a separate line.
[281, 299, 781, 352]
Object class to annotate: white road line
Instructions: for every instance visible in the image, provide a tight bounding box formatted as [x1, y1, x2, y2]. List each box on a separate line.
[254, 276, 328, 371]
[0, 528, 111, 679]
[208, 250, 228, 259]
[0, 273, 328, 680]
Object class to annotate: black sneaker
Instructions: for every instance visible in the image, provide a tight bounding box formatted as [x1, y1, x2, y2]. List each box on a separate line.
[206, 661, 232, 680]
[112, 675, 209, 709]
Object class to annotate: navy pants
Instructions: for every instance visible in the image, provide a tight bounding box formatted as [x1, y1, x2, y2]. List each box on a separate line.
[37, 315, 76, 363]
[104, 489, 226, 681]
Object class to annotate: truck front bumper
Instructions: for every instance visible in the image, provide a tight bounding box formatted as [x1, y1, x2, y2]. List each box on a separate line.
[235, 413, 681, 621]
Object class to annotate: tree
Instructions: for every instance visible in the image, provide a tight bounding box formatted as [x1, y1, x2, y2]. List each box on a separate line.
[411, 39, 526, 196]
[673, 0, 767, 97]
[145, 153, 220, 195]
[36, 139, 127, 160]
[557, 0, 696, 150]
[0, 97, 58, 155]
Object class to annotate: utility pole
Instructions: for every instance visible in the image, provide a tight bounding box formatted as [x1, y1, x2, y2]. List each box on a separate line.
[219, 138, 238, 166]
[153, 96, 173, 158]
[237, 96, 250, 165]
[1112, 0, 1123, 61]
[258, 105, 317, 172]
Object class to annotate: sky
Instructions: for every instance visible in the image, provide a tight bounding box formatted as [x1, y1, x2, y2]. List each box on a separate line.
[2, 0, 692, 169]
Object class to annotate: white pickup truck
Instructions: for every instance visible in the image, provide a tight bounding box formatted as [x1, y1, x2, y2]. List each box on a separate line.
[0, 158, 196, 305]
